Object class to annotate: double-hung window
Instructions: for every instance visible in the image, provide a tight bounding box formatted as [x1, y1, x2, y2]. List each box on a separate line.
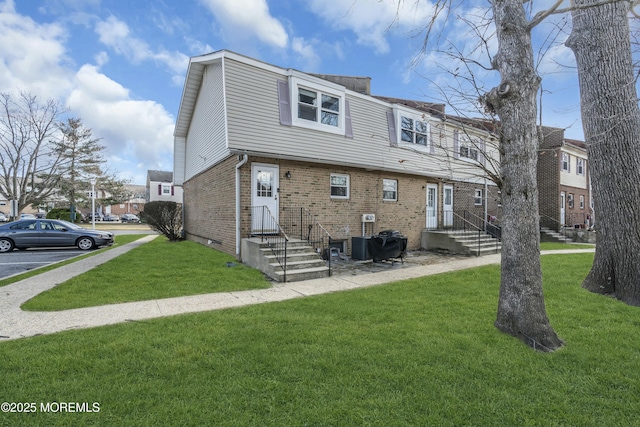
[298, 88, 340, 126]
[289, 76, 345, 135]
[576, 158, 585, 176]
[561, 153, 570, 172]
[383, 179, 398, 201]
[330, 174, 349, 199]
[474, 189, 483, 205]
[401, 116, 429, 146]
[392, 106, 432, 152]
[460, 141, 479, 161]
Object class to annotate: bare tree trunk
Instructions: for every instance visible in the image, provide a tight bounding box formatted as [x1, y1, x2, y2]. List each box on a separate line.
[485, 0, 563, 351]
[566, 0, 640, 305]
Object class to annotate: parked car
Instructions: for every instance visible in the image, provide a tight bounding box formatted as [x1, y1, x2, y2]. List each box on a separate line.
[0, 212, 7, 222]
[35, 212, 47, 219]
[0, 219, 114, 252]
[19, 213, 36, 219]
[86, 212, 103, 221]
[103, 214, 120, 222]
[120, 213, 141, 223]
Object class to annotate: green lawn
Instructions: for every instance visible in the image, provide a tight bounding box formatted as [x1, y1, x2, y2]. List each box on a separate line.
[0, 234, 147, 288]
[3, 252, 640, 426]
[21, 237, 271, 311]
[540, 241, 594, 250]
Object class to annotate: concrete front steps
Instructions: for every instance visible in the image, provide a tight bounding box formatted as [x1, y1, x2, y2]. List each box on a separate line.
[241, 238, 329, 282]
[540, 227, 573, 243]
[421, 230, 501, 256]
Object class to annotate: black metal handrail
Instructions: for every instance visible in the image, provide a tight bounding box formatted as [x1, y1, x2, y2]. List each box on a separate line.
[250, 206, 289, 282]
[280, 207, 334, 277]
[539, 213, 568, 242]
[448, 211, 501, 256]
[461, 210, 502, 240]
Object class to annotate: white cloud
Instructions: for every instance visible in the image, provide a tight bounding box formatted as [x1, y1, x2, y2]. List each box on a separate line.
[95, 15, 189, 76]
[306, 0, 437, 54]
[0, 0, 73, 98]
[291, 37, 321, 71]
[67, 64, 175, 181]
[199, 0, 288, 48]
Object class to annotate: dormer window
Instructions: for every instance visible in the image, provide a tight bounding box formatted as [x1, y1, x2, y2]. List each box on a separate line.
[401, 116, 429, 146]
[298, 89, 340, 127]
[282, 75, 347, 136]
[391, 106, 433, 152]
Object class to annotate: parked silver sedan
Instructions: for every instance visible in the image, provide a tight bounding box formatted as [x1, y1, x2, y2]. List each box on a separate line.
[0, 219, 114, 253]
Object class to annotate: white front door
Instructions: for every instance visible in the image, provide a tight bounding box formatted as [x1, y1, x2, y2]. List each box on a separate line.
[560, 192, 566, 227]
[443, 185, 453, 227]
[251, 163, 279, 233]
[426, 184, 438, 229]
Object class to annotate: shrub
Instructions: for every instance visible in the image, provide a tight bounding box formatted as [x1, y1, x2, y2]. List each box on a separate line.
[142, 201, 183, 241]
[46, 208, 81, 223]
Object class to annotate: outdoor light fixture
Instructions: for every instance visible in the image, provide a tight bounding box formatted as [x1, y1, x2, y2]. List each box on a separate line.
[285, 171, 291, 179]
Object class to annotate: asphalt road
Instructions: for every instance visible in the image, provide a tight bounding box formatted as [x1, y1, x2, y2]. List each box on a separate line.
[0, 248, 87, 279]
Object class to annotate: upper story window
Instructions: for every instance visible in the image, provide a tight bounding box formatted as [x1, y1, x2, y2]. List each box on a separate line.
[286, 76, 346, 136]
[401, 116, 429, 146]
[561, 153, 570, 172]
[460, 140, 479, 161]
[391, 106, 433, 152]
[576, 158, 585, 176]
[298, 89, 340, 127]
[162, 184, 171, 195]
[330, 174, 350, 199]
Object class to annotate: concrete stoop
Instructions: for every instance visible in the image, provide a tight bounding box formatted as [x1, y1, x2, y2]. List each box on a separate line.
[421, 230, 501, 256]
[540, 227, 573, 243]
[241, 238, 329, 282]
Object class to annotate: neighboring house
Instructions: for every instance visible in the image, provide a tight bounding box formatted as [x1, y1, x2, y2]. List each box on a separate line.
[538, 127, 592, 230]
[173, 50, 501, 261]
[146, 170, 183, 203]
[106, 184, 146, 216]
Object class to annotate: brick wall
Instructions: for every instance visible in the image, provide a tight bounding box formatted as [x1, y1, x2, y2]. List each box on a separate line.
[183, 155, 238, 255]
[183, 155, 504, 257]
[538, 127, 564, 230]
[560, 184, 592, 228]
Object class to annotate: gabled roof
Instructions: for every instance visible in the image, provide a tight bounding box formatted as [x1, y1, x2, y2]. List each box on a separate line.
[147, 170, 173, 183]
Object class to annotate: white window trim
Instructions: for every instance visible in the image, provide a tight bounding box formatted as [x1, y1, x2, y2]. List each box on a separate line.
[382, 179, 398, 202]
[393, 106, 432, 152]
[290, 76, 345, 135]
[330, 173, 350, 199]
[459, 136, 482, 164]
[579, 195, 585, 209]
[576, 158, 585, 176]
[561, 153, 570, 172]
[474, 189, 483, 206]
[162, 184, 171, 195]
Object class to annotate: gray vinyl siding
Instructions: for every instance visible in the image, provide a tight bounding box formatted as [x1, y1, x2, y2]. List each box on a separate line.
[223, 59, 488, 183]
[184, 62, 229, 182]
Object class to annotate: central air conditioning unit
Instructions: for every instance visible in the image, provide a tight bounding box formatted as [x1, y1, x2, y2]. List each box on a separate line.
[361, 213, 376, 223]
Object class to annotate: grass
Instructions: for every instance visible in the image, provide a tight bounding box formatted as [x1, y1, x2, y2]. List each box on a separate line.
[540, 241, 594, 250]
[21, 237, 271, 311]
[3, 252, 640, 426]
[0, 234, 147, 288]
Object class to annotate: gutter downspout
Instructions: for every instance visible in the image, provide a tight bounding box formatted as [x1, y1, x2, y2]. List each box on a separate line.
[235, 154, 248, 258]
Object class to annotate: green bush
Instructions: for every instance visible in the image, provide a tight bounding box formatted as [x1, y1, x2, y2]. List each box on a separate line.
[45, 208, 82, 223]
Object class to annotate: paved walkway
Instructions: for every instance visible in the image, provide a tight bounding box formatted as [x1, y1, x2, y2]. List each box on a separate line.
[0, 236, 595, 341]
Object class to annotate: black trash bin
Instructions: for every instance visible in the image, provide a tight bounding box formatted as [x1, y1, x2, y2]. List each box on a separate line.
[367, 230, 407, 263]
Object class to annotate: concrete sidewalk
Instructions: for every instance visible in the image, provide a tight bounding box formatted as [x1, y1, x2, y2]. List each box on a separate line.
[0, 237, 595, 341]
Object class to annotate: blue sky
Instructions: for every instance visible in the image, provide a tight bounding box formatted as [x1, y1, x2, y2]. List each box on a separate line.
[1, 0, 584, 185]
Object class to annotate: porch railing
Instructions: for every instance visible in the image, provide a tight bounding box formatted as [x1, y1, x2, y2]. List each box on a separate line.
[440, 211, 501, 256]
[280, 207, 334, 277]
[250, 206, 289, 282]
